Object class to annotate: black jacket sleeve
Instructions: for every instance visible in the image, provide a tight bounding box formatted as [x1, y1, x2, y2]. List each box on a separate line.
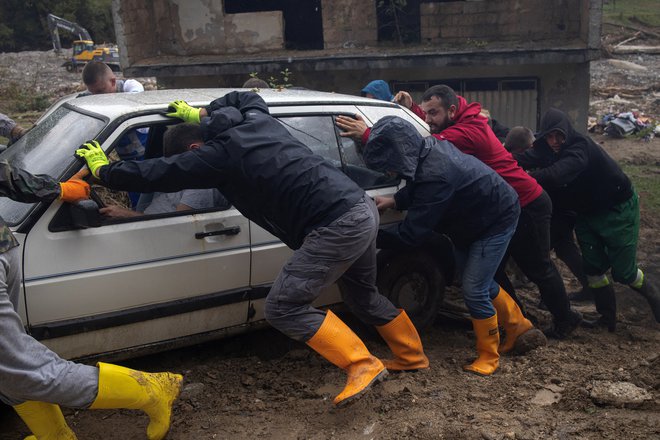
[529, 143, 589, 189]
[377, 180, 453, 251]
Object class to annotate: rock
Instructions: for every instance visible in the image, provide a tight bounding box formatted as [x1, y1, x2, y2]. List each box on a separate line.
[179, 382, 205, 400]
[531, 389, 561, 406]
[514, 329, 547, 354]
[240, 374, 256, 387]
[589, 380, 652, 407]
[544, 383, 564, 393]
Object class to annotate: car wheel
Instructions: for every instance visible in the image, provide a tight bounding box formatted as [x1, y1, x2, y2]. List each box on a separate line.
[377, 250, 445, 330]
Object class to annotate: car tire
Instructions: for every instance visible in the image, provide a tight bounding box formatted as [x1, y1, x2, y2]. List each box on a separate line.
[377, 250, 445, 330]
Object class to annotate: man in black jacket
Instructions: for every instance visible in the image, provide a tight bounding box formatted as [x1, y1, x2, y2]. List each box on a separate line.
[76, 91, 428, 407]
[363, 116, 545, 376]
[515, 108, 660, 331]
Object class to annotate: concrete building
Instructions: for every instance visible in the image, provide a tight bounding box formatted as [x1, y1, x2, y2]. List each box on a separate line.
[112, 0, 602, 130]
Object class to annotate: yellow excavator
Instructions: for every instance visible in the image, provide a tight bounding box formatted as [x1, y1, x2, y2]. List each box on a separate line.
[47, 13, 121, 72]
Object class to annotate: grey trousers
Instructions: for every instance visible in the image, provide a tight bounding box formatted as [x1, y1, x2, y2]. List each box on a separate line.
[265, 196, 400, 342]
[0, 246, 98, 407]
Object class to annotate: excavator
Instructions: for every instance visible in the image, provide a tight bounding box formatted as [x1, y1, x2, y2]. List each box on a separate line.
[47, 13, 121, 72]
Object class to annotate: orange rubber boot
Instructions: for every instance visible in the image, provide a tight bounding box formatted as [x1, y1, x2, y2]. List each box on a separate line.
[492, 287, 536, 354]
[463, 314, 500, 376]
[307, 310, 387, 406]
[376, 310, 429, 370]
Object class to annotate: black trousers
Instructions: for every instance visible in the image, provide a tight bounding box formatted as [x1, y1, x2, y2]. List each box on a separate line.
[551, 210, 588, 289]
[495, 191, 572, 322]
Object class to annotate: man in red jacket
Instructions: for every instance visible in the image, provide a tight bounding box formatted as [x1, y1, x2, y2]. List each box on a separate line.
[337, 85, 582, 339]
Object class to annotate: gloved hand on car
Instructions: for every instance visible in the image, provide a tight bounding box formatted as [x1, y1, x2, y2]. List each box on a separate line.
[166, 100, 202, 124]
[76, 140, 109, 178]
[59, 169, 90, 203]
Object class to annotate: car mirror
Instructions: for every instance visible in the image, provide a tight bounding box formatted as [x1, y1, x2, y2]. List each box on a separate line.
[69, 199, 102, 228]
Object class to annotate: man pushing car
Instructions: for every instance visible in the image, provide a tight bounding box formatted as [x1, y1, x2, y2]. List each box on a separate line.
[76, 91, 429, 406]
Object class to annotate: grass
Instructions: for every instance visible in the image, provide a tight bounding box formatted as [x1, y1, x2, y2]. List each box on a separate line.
[622, 163, 660, 217]
[602, 0, 660, 28]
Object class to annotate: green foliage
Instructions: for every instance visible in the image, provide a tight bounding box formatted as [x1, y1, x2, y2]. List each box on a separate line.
[268, 68, 293, 90]
[0, 0, 115, 52]
[622, 164, 660, 217]
[2, 81, 52, 113]
[603, 0, 660, 27]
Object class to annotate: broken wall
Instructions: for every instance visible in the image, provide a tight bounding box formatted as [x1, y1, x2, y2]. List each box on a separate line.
[321, 0, 378, 49]
[113, 0, 284, 66]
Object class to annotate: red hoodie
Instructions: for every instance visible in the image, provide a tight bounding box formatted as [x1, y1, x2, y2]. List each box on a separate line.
[365, 97, 542, 208]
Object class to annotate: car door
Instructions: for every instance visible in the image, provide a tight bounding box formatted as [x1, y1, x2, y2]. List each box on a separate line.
[246, 105, 404, 322]
[23, 115, 251, 359]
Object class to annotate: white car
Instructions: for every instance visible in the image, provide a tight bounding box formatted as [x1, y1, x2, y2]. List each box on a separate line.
[4, 88, 454, 361]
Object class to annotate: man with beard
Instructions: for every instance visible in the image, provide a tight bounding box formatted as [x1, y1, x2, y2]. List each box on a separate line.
[337, 85, 582, 339]
[514, 108, 660, 331]
[76, 91, 429, 407]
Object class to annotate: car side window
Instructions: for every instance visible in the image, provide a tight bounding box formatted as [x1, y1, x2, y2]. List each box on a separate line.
[277, 116, 341, 167]
[335, 118, 400, 189]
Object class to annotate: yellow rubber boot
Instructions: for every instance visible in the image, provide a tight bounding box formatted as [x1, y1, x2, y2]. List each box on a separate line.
[89, 363, 183, 440]
[492, 287, 534, 354]
[463, 314, 500, 376]
[13, 401, 77, 440]
[376, 309, 429, 370]
[307, 310, 387, 406]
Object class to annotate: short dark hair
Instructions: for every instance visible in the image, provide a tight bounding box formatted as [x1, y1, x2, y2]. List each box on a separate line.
[421, 85, 459, 110]
[82, 61, 111, 85]
[242, 78, 270, 89]
[163, 123, 204, 157]
[505, 126, 535, 153]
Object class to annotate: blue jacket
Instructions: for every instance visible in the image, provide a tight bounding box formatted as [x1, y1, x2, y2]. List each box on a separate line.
[99, 91, 365, 249]
[363, 116, 520, 249]
[361, 80, 394, 101]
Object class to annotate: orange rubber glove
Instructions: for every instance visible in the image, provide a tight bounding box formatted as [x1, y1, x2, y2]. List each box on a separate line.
[59, 169, 90, 203]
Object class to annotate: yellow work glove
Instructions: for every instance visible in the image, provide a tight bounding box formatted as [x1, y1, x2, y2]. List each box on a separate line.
[166, 100, 202, 124]
[75, 140, 109, 177]
[59, 169, 90, 203]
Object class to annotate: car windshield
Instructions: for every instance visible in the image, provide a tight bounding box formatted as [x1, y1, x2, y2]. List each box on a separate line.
[0, 106, 106, 225]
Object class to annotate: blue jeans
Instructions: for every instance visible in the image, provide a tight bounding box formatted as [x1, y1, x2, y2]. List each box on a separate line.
[454, 221, 518, 319]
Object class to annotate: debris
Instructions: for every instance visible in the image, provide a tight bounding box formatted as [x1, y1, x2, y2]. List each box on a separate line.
[531, 389, 561, 406]
[588, 380, 652, 408]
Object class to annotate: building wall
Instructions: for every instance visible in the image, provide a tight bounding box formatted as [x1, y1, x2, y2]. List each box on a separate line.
[420, 0, 582, 44]
[321, 0, 377, 49]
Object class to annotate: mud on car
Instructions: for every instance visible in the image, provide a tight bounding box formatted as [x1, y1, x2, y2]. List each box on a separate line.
[5, 88, 454, 361]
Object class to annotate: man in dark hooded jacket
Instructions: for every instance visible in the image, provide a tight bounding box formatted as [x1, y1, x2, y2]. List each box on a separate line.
[76, 91, 429, 407]
[363, 116, 546, 376]
[515, 108, 660, 330]
[361, 80, 395, 102]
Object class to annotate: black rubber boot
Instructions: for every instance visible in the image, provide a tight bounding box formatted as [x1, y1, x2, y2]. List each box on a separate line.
[569, 286, 593, 303]
[544, 308, 582, 339]
[632, 275, 660, 323]
[583, 284, 616, 332]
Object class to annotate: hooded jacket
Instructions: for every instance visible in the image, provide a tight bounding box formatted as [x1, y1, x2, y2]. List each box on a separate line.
[515, 108, 633, 214]
[364, 116, 519, 249]
[361, 80, 394, 102]
[99, 91, 364, 250]
[366, 96, 542, 208]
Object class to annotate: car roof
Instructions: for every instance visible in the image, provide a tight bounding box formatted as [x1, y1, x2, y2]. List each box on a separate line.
[64, 88, 399, 121]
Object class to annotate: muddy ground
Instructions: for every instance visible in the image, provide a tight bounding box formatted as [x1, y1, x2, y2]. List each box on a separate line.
[1, 37, 659, 440]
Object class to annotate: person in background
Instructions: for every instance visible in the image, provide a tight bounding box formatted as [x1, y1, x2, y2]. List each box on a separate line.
[0, 112, 27, 145]
[514, 108, 660, 331]
[362, 80, 395, 102]
[82, 61, 148, 207]
[505, 126, 592, 302]
[0, 163, 182, 440]
[242, 77, 270, 89]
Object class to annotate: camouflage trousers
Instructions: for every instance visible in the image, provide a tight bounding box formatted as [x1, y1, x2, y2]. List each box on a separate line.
[0, 246, 98, 407]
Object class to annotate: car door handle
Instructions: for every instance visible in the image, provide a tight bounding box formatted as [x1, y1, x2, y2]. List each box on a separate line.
[195, 226, 241, 239]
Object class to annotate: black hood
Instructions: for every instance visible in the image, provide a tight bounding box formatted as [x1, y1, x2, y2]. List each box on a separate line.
[533, 108, 576, 148]
[363, 116, 424, 180]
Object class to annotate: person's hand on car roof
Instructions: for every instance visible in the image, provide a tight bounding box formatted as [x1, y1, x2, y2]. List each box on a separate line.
[166, 100, 203, 124]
